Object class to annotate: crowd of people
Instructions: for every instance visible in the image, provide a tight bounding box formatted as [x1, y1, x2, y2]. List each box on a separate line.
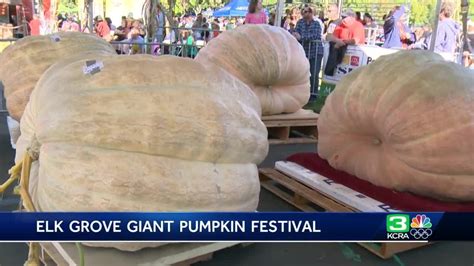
[25, 1, 474, 85]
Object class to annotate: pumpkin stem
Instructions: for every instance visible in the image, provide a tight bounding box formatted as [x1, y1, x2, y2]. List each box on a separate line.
[372, 138, 382, 145]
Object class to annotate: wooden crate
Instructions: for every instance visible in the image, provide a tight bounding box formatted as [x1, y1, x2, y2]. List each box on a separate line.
[38, 242, 240, 266]
[259, 168, 430, 259]
[262, 109, 319, 145]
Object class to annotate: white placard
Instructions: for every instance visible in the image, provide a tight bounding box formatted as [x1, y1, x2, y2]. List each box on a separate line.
[323, 45, 398, 85]
[83, 60, 104, 75]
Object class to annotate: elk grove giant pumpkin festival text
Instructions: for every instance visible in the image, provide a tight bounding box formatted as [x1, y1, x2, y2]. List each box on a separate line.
[35, 219, 322, 234]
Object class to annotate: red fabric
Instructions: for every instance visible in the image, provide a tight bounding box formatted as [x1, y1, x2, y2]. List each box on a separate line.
[28, 19, 40, 36]
[96, 21, 110, 38]
[43, 0, 51, 20]
[22, 0, 34, 21]
[286, 153, 474, 212]
[333, 17, 366, 44]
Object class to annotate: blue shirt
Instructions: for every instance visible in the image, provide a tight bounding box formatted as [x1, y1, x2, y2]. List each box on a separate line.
[295, 19, 323, 58]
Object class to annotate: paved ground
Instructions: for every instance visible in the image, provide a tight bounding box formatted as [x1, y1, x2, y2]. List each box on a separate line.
[0, 112, 473, 266]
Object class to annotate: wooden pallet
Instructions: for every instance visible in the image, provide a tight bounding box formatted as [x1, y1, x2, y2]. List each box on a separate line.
[259, 168, 430, 259]
[38, 242, 240, 266]
[262, 109, 318, 145]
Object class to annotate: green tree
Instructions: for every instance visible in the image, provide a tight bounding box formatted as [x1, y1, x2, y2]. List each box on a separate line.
[58, 0, 79, 15]
[410, 0, 435, 26]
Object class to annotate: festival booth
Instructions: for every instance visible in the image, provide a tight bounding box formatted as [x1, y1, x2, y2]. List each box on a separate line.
[212, 0, 268, 18]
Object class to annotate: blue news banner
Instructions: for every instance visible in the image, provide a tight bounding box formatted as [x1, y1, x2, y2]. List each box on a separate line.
[0, 212, 473, 242]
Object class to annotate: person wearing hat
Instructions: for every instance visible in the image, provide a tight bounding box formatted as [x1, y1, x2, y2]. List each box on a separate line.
[94, 15, 111, 41]
[329, 8, 365, 48]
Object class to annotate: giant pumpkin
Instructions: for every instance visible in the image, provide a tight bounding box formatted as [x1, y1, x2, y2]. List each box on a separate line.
[16, 55, 269, 251]
[318, 51, 474, 201]
[0, 32, 116, 121]
[195, 24, 310, 115]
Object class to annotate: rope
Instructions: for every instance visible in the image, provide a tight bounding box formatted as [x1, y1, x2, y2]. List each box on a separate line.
[76, 242, 85, 266]
[0, 25, 23, 30]
[0, 141, 40, 265]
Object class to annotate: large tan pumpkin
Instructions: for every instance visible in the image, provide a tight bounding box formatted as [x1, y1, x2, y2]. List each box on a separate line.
[16, 55, 269, 251]
[195, 24, 310, 115]
[0, 32, 116, 121]
[318, 51, 474, 201]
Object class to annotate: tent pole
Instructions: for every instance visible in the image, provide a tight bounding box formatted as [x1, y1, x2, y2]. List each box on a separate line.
[460, 0, 469, 63]
[87, 0, 94, 32]
[275, 0, 284, 27]
[337, 0, 343, 17]
[429, 0, 442, 52]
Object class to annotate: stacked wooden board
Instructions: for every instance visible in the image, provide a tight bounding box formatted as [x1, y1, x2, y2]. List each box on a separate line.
[262, 109, 319, 145]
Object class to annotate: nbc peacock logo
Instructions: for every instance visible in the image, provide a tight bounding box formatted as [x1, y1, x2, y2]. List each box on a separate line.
[386, 214, 434, 240]
[409, 215, 433, 240]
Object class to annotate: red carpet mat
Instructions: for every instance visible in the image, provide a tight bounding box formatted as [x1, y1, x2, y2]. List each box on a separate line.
[286, 152, 474, 212]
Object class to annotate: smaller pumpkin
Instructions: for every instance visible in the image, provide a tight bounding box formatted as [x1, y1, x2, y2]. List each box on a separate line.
[195, 24, 311, 115]
[0, 32, 116, 121]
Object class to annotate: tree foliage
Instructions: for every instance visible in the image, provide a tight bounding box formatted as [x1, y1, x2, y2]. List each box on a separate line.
[57, 0, 473, 24]
[58, 0, 79, 15]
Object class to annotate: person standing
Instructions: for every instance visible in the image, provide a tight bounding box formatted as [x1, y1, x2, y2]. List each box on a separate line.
[312, 6, 325, 39]
[434, 3, 460, 54]
[114, 16, 130, 41]
[363, 13, 377, 28]
[383, 6, 414, 49]
[325, 4, 341, 35]
[211, 18, 220, 39]
[192, 13, 204, 40]
[330, 9, 366, 48]
[62, 16, 80, 32]
[355, 11, 363, 24]
[94, 16, 111, 41]
[245, 0, 267, 25]
[28, 15, 41, 36]
[293, 6, 324, 100]
[155, 5, 166, 43]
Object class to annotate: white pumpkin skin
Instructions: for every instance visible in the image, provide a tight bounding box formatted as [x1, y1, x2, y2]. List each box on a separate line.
[16, 55, 269, 251]
[318, 51, 474, 202]
[195, 24, 311, 115]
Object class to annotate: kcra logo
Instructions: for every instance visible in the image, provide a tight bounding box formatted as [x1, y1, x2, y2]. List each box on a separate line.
[386, 214, 433, 240]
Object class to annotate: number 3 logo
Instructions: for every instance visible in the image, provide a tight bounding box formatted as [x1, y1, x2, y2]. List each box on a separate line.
[386, 214, 410, 233]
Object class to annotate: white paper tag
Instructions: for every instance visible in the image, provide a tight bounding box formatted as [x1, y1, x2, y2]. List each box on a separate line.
[82, 60, 104, 75]
[50, 34, 61, 42]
